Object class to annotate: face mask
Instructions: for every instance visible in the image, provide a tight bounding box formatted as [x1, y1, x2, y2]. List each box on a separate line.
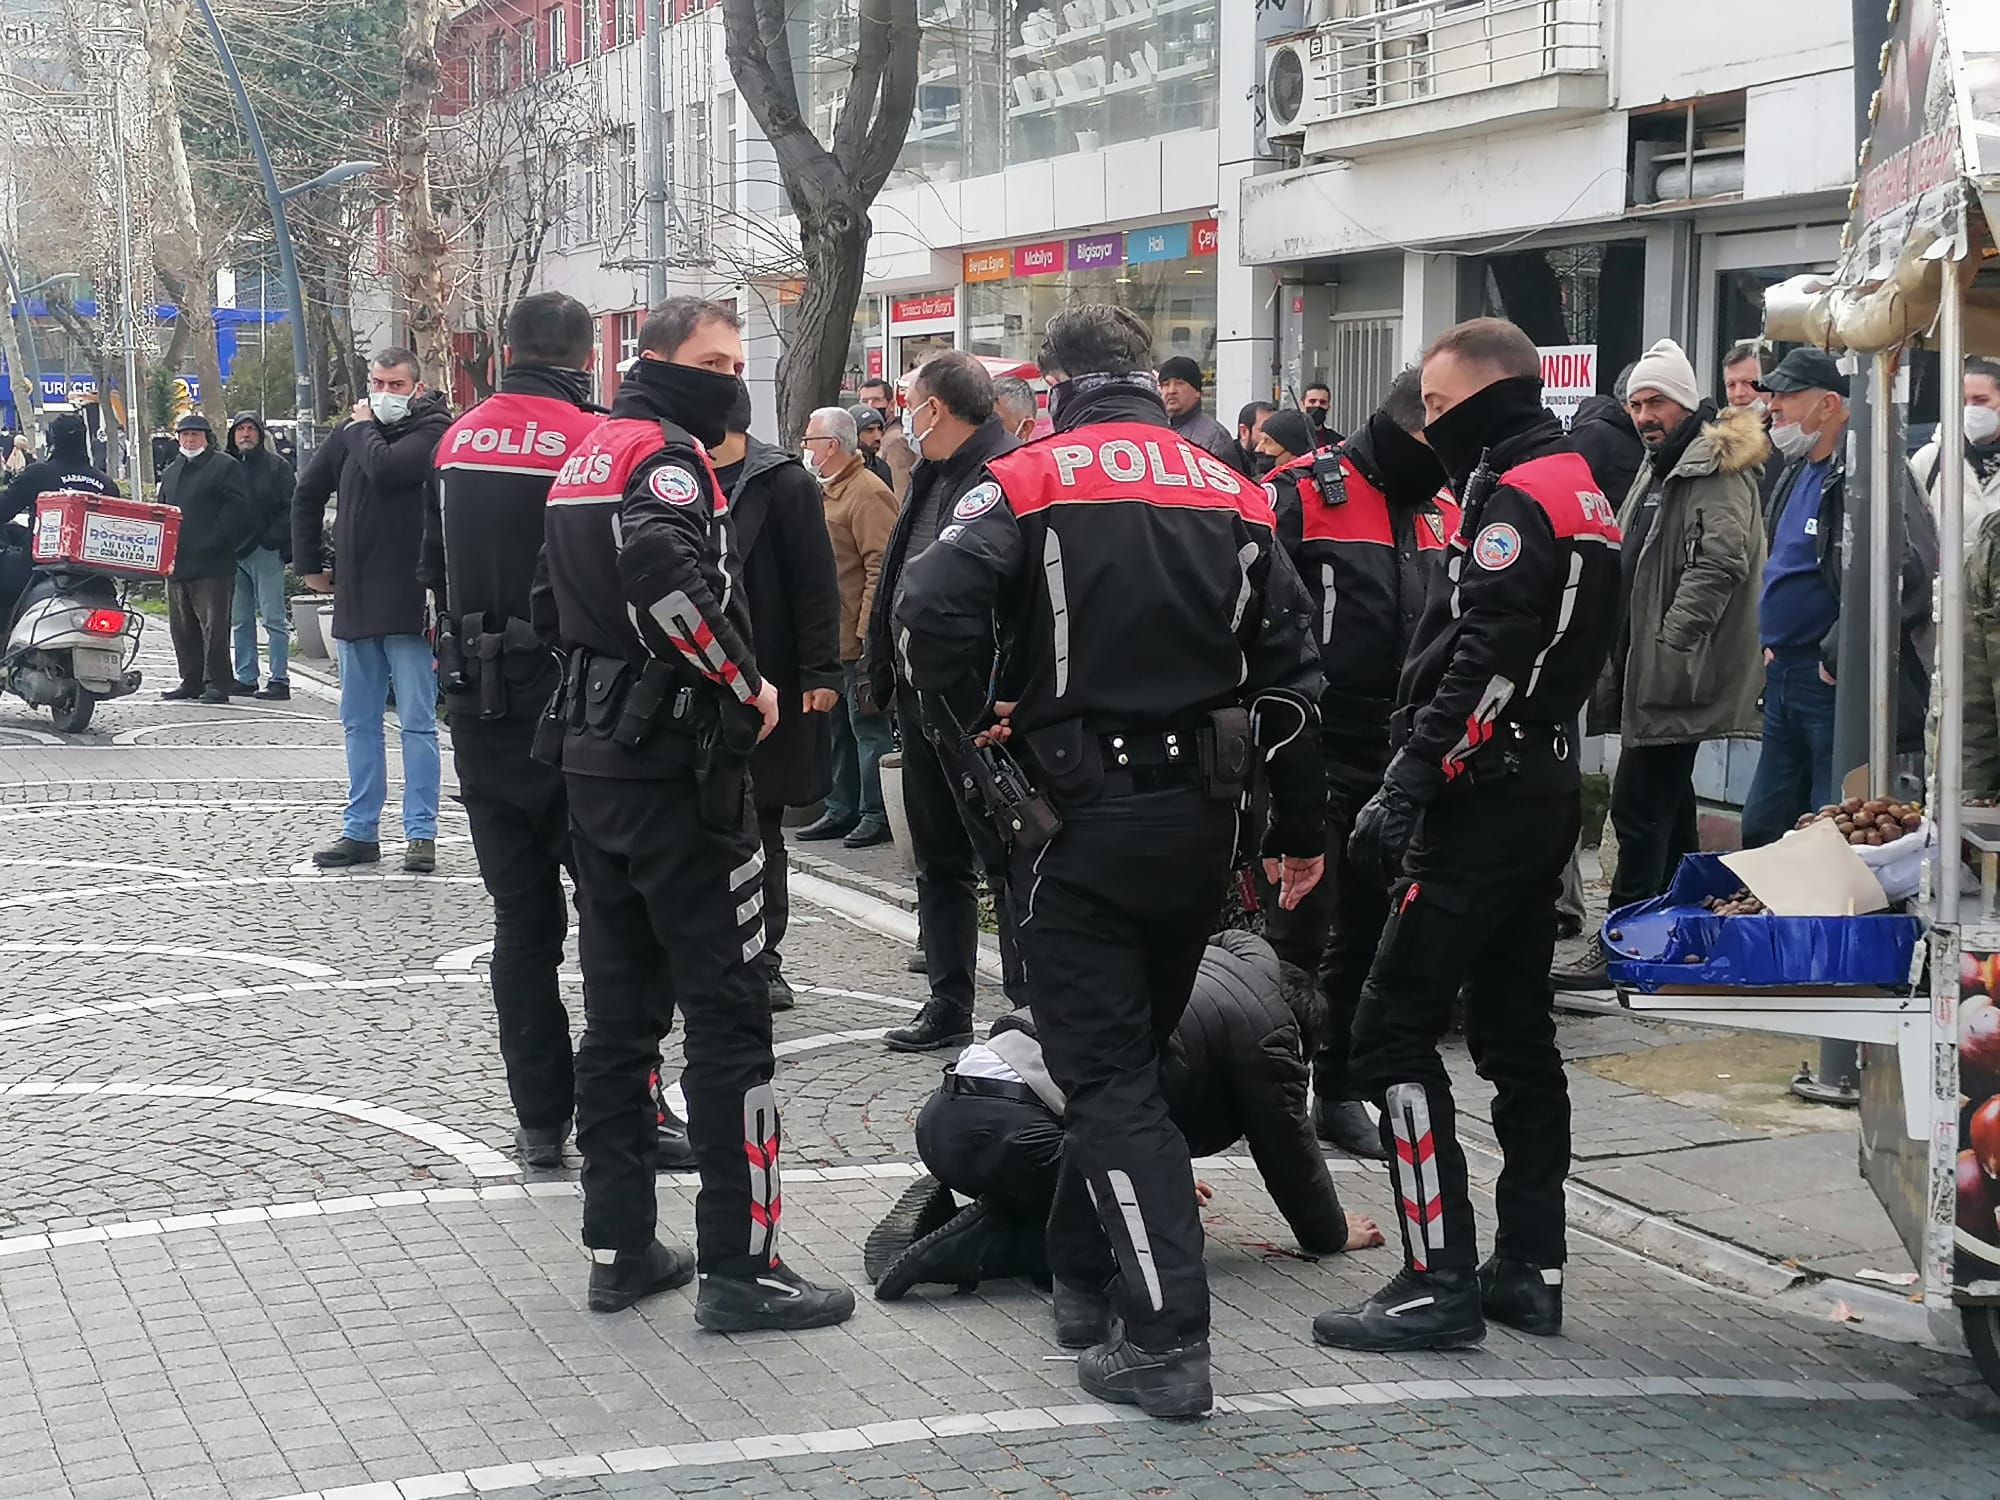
[1743, 397, 1768, 419]
[369, 391, 413, 425]
[626, 356, 738, 447]
[903, 400, 937, 458]
[1769, 420, 1816, 461]
[178, 441, 204, 459]
[1965, 404, 2000, 447]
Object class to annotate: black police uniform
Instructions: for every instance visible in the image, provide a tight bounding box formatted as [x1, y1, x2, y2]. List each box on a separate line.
[425, 367, 603, 1143]
[1260, 414, 1456, 1146]
[894, 376, 1325, 1407]
[1317, 375, 1622, 1352]
[540, 359, 847, 1325]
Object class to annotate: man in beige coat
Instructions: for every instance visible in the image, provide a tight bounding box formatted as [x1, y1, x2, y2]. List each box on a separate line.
[798, 406, 901, 848]
[860, 377, 916, 502]
[1556, 339, 1769, 987]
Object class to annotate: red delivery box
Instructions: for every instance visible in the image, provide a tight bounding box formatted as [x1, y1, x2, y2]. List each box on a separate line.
[31, 491, 181, 579]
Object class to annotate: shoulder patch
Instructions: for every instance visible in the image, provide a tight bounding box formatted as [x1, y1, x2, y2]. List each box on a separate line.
[1422, 511, 1448, 546]
[938, 523, 966, 545]
[1472, 522, 1521, 572]
[953, 481, 1001, 521]
[649, 465, 701, 506]
[1263, 482, 1281, 508]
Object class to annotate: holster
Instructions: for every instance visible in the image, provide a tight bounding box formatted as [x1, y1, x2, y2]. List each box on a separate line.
[476, 626, 506, 720]
[530, 648, 585, 767]
[695, 699, 759, 832]
[612, 659, 674, 748]
[1200, 706, 1251, 802]
[436, 613, 470, 696]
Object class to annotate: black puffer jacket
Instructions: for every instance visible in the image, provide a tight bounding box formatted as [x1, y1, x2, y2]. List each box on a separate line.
[227, 412, 295, 558]
[1568, 394, 1643, 509]
[1161, 929, 1345, 1253]
[294, 392, 452, 641]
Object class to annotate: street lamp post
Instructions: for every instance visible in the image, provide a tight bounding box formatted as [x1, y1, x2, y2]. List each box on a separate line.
[190, 0, 376, 462]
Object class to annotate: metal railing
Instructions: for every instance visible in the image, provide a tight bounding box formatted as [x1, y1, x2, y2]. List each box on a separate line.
[1315, 0, 1601, 117]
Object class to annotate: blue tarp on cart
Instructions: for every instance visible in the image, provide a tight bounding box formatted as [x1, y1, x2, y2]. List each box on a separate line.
[1603, 853, 1922, 993]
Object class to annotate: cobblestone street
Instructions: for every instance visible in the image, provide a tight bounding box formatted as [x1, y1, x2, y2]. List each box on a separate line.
[2, 639, 1999, 1499]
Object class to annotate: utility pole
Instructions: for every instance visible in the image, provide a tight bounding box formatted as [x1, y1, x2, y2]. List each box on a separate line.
[640, 0, 668, 305]
[107, 75, 141, 483]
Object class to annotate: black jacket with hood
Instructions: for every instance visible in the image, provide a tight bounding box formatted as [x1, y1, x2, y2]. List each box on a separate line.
[226, 412, 295, 559]
[721, 435, 843, 808]
[294, 391, 453, 640]
[158, 436, 257, 582]
[1, 419, 118, 527]
[1568, 393, 1644, 511]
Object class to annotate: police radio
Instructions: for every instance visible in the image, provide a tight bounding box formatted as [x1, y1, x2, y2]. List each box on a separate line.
[1286, 380, 1347, 506]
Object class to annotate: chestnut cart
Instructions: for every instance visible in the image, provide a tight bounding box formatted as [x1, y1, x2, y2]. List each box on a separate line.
[1607, 0, 2000, 1392]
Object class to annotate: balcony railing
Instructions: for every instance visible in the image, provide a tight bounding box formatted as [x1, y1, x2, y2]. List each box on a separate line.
[1313, 0, 1601, 118]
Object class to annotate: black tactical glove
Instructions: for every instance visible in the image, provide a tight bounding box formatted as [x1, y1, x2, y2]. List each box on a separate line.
[1347, 751, 1439, 888]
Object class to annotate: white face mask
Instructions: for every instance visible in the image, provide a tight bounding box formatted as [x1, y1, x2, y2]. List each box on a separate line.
[178, 441, 204, 459]
[1745, 397, 1768, 419]
[1769, 421, 1815, 461]
[903, 400, 937, 459]
[1965, 404, 2000, 447]
[369, 390, 413, 425]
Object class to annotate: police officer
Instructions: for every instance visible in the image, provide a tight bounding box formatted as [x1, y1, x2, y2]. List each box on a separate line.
[1312, 317, 1622, 1354]
[1254, 382, 1457, 1162]
[539, 295, 853, 1330]
[427, 294, 621, 1170]
[895, 306, 1327, 1419]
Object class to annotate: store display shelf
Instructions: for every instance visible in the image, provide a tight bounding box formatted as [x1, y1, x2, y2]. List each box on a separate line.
[1008, 0, 1207, 57]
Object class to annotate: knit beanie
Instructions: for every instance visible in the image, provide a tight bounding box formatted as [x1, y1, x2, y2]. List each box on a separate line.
[1625, 338, 1700, 412]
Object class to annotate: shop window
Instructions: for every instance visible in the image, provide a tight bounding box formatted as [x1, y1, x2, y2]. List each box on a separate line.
[1473, 240, 1645, 398]
[1630, 95, 1747, 209]
[548, 4, 567, 68]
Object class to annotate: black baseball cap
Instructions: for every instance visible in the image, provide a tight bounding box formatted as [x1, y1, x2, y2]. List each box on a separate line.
[1754, 347, 1849, 397]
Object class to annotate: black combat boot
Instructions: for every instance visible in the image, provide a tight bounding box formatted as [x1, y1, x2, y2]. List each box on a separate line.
[766, 960, 796, 1013]
[650, 1069, 697, 1171]
[1076, 1337, 1212, 1420]
[1312, 1266, 1486, 1353]
[1479, 1256, 1563, 1336]
[515, 1121, 568, 1169]
[883, 999, 974, 1053]
[588, 1239, 696, 1313]
[862, 1174, 959, 1282]
[694, 1262, 856, 1332]
[1052, 1281, 1112, 1349]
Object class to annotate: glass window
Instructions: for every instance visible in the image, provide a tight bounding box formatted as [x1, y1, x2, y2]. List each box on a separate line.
[840, 296, 883, 396]
[490, 34, 508, 93]
[964, 253, 1217, 372]
[467, 49, 480, 101]
[548, 4, 567, 68]
[613, 0, 634, 47]
[580, 152, 604, 242]
[716, 92, 736, 221]
[581, 0, 599, 54]
[1472, 240, 1646, 397]
[618, 311, 639, 364]
[616, 123, 638, 221]
[518, 18, 535, 78]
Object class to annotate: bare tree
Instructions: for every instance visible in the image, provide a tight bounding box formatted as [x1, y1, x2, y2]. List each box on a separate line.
[392, 0, 452, 386]
[434, 73, 613, 402]
[720, 0, 918, 440]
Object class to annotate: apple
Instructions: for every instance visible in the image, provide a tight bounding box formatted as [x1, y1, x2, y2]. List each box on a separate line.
[1963, 1004, 2000, 1088]
[1959, 1152, 1999, 1240]
[1964, 950, 1988, 995]
[1974, 1098, 2000, 1179]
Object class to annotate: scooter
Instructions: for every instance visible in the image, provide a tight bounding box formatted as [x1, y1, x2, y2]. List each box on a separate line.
[0, 528, 144, 733]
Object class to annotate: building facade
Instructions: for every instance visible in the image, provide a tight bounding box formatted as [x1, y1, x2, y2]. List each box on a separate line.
[1223, 0, 1856, 435]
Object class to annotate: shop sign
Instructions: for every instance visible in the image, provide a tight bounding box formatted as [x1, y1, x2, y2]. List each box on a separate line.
[1013, 241, 1064, 277]
[866, 346, 884, 380]
[1191, 219, 1219, 255]
[1067, 233, 1124, 271]
[963, 248, 1012, 283]
[890, 291, 956, 326]
[1535, 343, 1596, 427]
[1127, 223, 1190, 264]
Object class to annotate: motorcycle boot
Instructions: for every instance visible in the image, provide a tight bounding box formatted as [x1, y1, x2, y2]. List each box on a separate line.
[1076, 1336, 1213, 1420]
[1479, 1256, 1563, 1336]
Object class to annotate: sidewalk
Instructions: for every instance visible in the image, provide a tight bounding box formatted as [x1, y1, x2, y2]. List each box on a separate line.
[792, 831, 1913, 1295]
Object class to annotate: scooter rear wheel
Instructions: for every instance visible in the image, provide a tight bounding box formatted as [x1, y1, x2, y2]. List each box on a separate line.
[49, 687, 95, 734]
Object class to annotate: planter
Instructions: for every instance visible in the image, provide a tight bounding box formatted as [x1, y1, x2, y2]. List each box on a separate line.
[879, 752, 918, 878]
[290, 594, 328, 658]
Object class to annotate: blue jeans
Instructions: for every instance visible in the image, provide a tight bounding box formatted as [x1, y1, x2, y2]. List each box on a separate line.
[336, 634, 440, 842]
[826, 661, 894, 822]
[231, 548, 289, 685]
[1739, 652, 1838, 849]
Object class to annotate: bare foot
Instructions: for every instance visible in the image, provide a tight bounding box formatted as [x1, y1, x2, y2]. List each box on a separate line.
[1343, 1212, 1386, 1251]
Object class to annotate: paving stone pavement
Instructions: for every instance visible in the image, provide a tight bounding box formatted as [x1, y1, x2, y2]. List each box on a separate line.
[2, 647, 1998, 1499]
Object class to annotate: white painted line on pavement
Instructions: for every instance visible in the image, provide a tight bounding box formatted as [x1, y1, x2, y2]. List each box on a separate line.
[243, 1374, 1917, 1500]
[0, 940, 337, 979]
[0, 872, 488, 908]
[0, 725, 64, 745]
[791, 869, 1005, 982]
[111, 710, 333, 744]
[0, 856, 211, 880]
[773, 1027, 890, 1056]
[0, 1078, 516, 1179]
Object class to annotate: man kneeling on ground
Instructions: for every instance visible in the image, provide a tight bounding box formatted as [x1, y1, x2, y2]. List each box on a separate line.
[867, 930, 1383, 1328]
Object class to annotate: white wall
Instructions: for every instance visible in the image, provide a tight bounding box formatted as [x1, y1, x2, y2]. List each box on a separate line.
[1612, 0, 1850, 107]
[1743, 69, 1857, 201]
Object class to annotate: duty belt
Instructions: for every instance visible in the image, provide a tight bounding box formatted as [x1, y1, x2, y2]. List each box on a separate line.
[1099, 727, 1204, 797]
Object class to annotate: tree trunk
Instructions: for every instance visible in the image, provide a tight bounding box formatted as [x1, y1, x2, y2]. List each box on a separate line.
[778, 209, 869, 442]
[0, 292, 39, 454]
[394, 0, 453, 390]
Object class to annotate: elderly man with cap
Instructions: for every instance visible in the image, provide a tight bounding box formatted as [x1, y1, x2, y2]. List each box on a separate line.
[157, 412, 258, 704]
[1157, 357, 1250, 475]
[1554, 339, 1768, 987]
[849, 403, 896, 491]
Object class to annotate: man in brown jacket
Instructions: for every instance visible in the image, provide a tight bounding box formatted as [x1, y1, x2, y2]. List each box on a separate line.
[799, 405, 901, 848]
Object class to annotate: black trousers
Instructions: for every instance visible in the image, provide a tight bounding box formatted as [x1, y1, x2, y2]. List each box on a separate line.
[1256, 759, 1388, 1102]
[1350, 791, 1578, 1273]
[755, 804, 789, 975]
[167, 574, 234, 693]
[1011, 783, 1237, 1349]
[1607, 741, 1701, 914]
[454, 719, 575, 1132]
[896, 688, 1030, 1017]
[914, 1086, 1064, 1222]
[567, 771, 779, 1276]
